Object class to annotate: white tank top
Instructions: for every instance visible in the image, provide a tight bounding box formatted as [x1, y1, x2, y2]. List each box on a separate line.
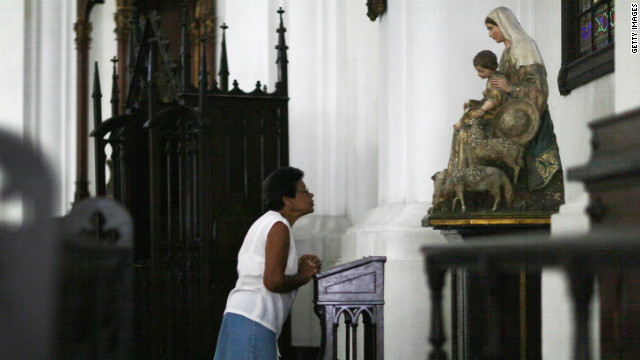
[224, 210, 298, 336]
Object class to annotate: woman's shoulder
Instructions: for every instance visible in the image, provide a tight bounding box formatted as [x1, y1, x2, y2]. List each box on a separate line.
[248, 211, 291, 233]
[262, 210, 292, 229]
[267, 220, 290, 238]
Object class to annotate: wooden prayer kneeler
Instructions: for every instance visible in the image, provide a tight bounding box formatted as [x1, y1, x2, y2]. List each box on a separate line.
[313, 256, 386, 360]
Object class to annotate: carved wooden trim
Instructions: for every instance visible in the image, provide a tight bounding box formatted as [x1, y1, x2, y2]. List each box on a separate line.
[191, 0, 217, 87]
[73, 19, 93, 49]
[114, 8, 131, 36]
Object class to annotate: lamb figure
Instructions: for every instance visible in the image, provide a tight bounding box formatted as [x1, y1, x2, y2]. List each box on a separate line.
[438, 165, 513, 212]
[428, 169, 448, 214]
[462, 120, 524, 183]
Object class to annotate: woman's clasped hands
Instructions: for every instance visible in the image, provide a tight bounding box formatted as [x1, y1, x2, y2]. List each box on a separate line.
[298, 254, 322, 277]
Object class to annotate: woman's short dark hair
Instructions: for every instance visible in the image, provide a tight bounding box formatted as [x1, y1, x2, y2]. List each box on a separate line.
[473, 50, 498, 70]
[263, 166, 304, 211]
[485, 17, 498, 26]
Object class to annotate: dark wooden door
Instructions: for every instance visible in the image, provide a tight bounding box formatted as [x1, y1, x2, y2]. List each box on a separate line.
[146, 96, 288, 359]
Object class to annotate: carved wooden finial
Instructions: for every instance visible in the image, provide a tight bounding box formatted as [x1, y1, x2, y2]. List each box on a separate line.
[276, 8, 287, 40]
[219, 23, 230, 91]
[275, 8, 288, 95]
[92, 61, 103, 135]
[92, 61, 102, 101]
[92, 61, 106, 196]
[110, 57, 120, 116]
[250, 81, 263, 95]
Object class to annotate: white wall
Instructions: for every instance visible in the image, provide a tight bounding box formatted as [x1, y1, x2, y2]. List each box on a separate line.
[616, 0, 640, 113]
[214, 0, 278, 90]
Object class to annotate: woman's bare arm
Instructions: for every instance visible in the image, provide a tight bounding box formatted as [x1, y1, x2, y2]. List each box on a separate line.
[263, 221, 321, 293]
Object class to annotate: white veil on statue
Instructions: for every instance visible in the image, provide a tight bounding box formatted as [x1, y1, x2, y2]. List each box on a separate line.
[487, 7, 545, 69]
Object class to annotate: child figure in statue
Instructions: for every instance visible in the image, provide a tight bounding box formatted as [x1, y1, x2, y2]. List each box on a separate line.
[446, 50, 510, 175]
[454, 50, 508, 132]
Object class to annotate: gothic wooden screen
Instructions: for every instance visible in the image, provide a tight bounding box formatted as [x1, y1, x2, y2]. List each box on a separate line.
[92, 4, 290, 359]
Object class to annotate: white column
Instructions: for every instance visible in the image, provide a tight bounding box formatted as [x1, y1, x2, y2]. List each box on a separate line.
[0, 0, 25, 136]
[17, 0, 78, 215]
[0, 0, 25, 224]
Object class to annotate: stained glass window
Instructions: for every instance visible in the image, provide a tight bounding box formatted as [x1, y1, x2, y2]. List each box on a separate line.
[558, 0, 614, 95]
[580, 13, 592, 54]
[578, 0, 615, 56]
[610, 0, 615, 38]
[594, 4, 610, 49]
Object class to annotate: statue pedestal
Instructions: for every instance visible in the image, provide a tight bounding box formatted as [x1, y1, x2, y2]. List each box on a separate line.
[423, 215, 550, 360]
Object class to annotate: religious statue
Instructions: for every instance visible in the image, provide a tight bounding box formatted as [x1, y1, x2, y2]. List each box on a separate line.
[429, 7, 564, 216]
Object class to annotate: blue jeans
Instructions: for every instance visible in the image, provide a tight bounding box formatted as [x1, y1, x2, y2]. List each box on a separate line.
[213, 312, 277, 360]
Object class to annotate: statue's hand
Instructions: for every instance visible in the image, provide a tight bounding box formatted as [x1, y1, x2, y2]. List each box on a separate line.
[490, 77, 511, 93]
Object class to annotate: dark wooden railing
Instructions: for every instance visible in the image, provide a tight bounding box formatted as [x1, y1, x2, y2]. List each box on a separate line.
[313, 256, 386, 360]
[422, 227, 640, 360]
[57, 197, 134, 359]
